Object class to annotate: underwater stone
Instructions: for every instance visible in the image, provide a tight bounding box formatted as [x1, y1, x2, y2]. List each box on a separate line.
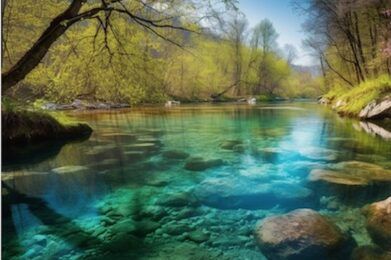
[135, 205, 168, 221]
[157, 192, 198, 207]
[194, 177, 312, 209]
[32, 234, 47, 247]
[184, 157, 224, 171]
[162, 150, 190, 159]
[299, 147, 338, 161]
[162, 223, 193, 236]
[110, 219, 137, 234]
[364, 197, 391, 251]
[51, 165, 89, 174]
[232, 144, 247, 153]
[220, 140, 243, 150]
[133, 220, 161, 237]
[351, 245, 391, 260]
[255, 209, 351, 260]
[188, 230, 210, 243]
[103, 233, 140, 252]
[175, 207, 202, 220]
[309, 161, 391, 186]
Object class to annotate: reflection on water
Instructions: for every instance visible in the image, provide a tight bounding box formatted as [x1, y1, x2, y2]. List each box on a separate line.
[2, 103, 391, 259]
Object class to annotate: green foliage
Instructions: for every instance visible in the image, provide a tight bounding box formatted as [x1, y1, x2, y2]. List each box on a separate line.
[3, 0, 323, 104]
[327, 74, 391, 116]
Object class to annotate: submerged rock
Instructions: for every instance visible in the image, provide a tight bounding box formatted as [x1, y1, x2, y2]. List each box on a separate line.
[299, 147, 338, 161]
[309, 161, 391, 186]
[363, 197, 391, 251]
[194, 177, 312, 209]
[157, 192, 198, 207]
[220, 140, 243, 150]
[162, 150, 190, 159]
[351, 245, 391, 260]
[187, 230, 210, 243]
[184, 157, 224, 171]
[51, 165, 89, 174]
[255, 209, 351, 259]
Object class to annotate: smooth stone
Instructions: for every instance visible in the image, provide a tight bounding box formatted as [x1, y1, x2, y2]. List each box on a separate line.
[157, 192, 198, 207]
[65, 232, 90, 247]
[133, 220, 160, 237]
[232, 144, 246, 153]
[135, 205, 167, 221]
[125, 143, 157, 151]
[184, 157, 224, 171]
[194, 177, 312, 209]
[175, 207, 202, 220]
[188, 230, 210, 243]
[51, 165, 89, 174]
[110, 219, 137, 234]
[309, 161, 391, 186]
[162, 150, 190, 159]
[351, 245, 391, 260]
[220, 140, 243, 150]
[363, 197, 391, 251]
[162, 223, 193, 236]
[103, 233, 140, 252]
[299, 147, 338, 161]
[33, 234, 47, 247]
[255, 209, 351, 259]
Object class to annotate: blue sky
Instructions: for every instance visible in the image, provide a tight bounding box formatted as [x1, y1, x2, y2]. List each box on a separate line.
[237, 0, 312, 66]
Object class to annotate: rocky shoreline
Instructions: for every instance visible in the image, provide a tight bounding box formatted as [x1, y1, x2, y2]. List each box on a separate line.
[41, 99, 131, 111]
[318, 95, 391, 120]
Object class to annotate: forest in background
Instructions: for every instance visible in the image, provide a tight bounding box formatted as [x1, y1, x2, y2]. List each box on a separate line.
[2, 0, 322, 105]
[1, 0, 390, 106]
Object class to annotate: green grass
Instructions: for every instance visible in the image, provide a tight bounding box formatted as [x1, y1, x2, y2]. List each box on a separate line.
[324, 75, 391, 117]
[2, 98, 92, 144]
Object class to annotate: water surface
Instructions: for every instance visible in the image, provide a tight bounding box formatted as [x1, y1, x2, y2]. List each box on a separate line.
[2, 102, 391, 259]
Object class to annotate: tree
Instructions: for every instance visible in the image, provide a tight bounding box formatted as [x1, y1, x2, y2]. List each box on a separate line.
[250, 19, 279, 94]
[1, 0, 233, 92]
[224, 12, 248, 95]
[296, 0, 391, 88]
[283, 44, 298, 65]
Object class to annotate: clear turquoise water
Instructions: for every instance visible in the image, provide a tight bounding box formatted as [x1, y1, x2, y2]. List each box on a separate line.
[2, 102, 391, 259]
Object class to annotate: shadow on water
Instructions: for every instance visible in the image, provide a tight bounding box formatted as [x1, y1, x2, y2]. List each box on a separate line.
[2, 181, 158, 259]
[2, 137, 90, 172]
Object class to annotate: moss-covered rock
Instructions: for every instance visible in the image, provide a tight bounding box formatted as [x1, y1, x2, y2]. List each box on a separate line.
[2, 110, 92, 145]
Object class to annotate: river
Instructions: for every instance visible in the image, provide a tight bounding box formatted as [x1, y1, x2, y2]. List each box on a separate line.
[2, 102, 391, 259]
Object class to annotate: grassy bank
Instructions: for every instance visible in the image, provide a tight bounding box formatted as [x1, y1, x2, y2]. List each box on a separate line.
[323, 75, 391, 117]
[2, 100, 92, 145]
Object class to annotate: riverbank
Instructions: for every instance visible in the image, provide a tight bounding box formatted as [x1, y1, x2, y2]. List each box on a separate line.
[319, 75, 391, 120]
[2, 110, 92, 145]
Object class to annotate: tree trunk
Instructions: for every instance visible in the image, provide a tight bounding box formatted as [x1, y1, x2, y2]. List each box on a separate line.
[1, 0, 86, 91]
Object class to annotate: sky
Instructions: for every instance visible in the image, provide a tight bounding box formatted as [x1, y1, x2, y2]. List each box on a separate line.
[237, 0, 313, 66]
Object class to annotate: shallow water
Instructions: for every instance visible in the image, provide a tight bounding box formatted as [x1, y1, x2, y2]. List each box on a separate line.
[2, 102, 391, 259]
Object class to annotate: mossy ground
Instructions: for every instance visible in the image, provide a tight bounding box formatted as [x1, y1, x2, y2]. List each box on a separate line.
[324, 75, 391, 117]
[2, 100, 92, 145]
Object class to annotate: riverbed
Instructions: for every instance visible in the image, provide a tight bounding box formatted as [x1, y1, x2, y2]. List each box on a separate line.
[2, 102, 391, 259]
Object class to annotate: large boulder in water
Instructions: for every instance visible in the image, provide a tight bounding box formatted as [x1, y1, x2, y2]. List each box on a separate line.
[193, 177, 312, 209]
[309, 161, 391, 186]
[255, 209, 351, 259]
[184, 157, 224, 171]
[359, 96, 391, 119]
[363, 197, 391, 251]
[351, 246, 391, 260]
